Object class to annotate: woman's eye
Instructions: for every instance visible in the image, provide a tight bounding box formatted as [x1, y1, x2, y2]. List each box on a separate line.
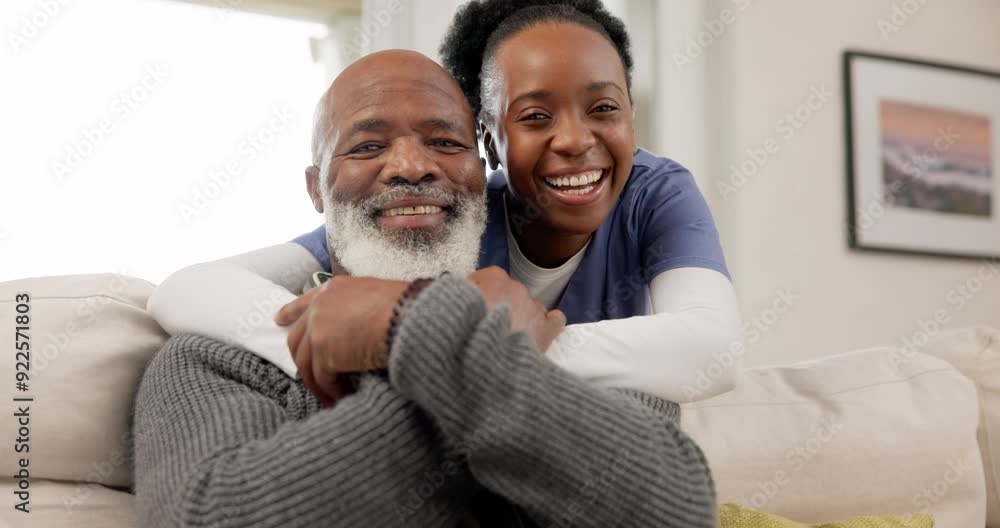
[350, 143, 382, 154]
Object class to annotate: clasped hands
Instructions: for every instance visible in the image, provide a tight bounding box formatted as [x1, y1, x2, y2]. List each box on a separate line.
[274, 266, 566, 407]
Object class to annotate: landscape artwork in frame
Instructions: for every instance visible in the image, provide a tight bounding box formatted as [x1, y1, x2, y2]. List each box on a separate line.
[845, 51, 1000, 260]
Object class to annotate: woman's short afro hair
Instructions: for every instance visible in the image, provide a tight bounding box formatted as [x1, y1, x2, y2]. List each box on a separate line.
[439, 0, 633, 120]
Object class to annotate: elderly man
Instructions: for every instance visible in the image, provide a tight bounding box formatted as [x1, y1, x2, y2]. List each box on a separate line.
[132, 50, 716, 527]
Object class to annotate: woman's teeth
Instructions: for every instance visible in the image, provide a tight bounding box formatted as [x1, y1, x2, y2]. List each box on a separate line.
[382, 205, 443, 217]
[544, 170, 602, 188]
[561, 185, 596, 196]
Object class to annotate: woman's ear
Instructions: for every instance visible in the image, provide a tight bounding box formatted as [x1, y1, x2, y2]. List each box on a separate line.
[479, 123, 500, 171]
[305, 165, 324, 213]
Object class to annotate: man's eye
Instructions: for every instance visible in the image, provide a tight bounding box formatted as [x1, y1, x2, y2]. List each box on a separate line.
[350, 143, 383, 154]
[431, 138, 462, 148]
[520, 112, 549, 122]
[592, 104, 618, 113]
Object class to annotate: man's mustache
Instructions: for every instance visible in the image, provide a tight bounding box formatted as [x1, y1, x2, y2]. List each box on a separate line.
[353, 184, 464, 216]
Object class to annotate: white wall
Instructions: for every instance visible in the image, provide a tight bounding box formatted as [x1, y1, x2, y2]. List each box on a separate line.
[360, 0, 463, 61]
[686, 0, 1000, 366]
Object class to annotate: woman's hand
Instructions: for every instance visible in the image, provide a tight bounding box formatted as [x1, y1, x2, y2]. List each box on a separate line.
[468, 266, 566, 353]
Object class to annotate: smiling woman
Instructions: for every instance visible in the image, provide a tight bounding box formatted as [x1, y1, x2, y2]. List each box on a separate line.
[477, 18, 636, 267]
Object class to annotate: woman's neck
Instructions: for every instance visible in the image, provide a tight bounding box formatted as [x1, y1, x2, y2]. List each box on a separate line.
[505, 194, 591, 268]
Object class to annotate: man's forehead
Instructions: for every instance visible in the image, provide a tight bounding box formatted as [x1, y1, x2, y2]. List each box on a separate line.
[334, 76, 468, 117]
[330, 80, 473, 137]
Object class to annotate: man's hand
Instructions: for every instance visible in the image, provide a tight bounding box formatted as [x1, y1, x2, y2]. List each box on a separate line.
[276, 268, 565, 407]
[468, 267, 566, 352]
[275, 275, 407, 407]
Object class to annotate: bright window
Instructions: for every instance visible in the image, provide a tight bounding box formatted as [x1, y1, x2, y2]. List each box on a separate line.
[0, 0, 342, 282]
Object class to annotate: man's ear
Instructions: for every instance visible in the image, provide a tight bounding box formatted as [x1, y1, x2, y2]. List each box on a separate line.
[479, 123, 500, 171]
[305, 165, 324, 213]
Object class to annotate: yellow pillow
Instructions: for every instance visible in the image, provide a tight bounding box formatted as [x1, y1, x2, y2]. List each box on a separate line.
[719, 503, 934, 528]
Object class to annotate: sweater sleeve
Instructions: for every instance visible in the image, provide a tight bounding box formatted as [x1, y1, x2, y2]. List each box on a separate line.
[388, 275, 718, 528]
[132, 334, 473, 528]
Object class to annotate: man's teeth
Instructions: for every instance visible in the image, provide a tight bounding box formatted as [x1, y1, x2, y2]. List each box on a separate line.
[382, 205, 443, 217]
[544, 170, 602, 188]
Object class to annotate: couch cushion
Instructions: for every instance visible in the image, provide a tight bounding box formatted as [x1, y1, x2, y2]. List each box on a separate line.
[0, 477, 135, 528]
[681, 347, 985, 528]
[0, 274, 166, 488]
[719, 503, 933, 527]
[922, 326, 1000, 527]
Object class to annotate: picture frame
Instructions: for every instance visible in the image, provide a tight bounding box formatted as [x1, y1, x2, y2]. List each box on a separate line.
[844, 50, 1000, 260]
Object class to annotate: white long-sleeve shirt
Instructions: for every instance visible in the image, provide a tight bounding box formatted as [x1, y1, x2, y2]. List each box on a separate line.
[147, 242, 743, 402]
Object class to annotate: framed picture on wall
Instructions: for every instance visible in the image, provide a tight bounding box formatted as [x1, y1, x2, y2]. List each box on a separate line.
[844, 50, 1000, 260]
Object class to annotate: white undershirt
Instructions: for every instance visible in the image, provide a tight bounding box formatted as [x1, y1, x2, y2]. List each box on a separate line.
[505, 202, 589, 310]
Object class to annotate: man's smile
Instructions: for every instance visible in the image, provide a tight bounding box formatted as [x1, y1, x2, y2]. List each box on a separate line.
[375, 196, 452, 230]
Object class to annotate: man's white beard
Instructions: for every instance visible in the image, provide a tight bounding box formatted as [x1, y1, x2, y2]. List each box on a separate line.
[324, 184, 486, 282]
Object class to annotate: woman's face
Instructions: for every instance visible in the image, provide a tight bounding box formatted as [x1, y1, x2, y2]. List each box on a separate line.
[484, 22, 636, 236]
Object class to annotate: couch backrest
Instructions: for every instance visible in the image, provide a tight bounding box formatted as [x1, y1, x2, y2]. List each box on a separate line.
[681, 344, 987, 528]
[0, 274, 167, 489]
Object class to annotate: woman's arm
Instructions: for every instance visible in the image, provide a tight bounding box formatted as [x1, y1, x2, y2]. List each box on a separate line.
[546, 267, 742, 403]
[146, 242, 322, 377]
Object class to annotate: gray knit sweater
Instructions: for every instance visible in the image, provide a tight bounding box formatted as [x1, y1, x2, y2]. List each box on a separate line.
[132, 275, 716, 527]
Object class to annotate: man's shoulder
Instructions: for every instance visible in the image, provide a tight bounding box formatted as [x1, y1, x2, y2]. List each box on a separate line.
[144, 334, 303, 404]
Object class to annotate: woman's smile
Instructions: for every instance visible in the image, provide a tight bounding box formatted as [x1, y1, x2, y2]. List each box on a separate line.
[539, 167, 611, 205]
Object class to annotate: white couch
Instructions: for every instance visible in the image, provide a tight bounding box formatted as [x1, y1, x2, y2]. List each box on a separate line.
[0, 274, 996, 527]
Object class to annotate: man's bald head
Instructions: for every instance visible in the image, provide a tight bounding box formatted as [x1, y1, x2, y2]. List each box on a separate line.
[311, 50, 475, 167]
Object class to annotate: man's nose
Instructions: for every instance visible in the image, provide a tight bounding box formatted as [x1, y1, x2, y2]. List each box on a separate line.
[380, 139, 443, 186]
[549, 114, 597, 157]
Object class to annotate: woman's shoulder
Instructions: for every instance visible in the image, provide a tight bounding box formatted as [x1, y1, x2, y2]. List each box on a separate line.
[623, 149, 702, 205]
[631, 148, 689, 175]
